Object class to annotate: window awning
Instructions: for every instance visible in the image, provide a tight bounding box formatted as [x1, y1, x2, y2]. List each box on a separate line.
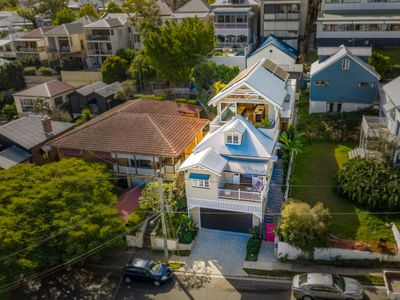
[41, 145, 52, 152]
[59, 148, 82, 156]
[95, 151, 111, 159]
[189, 173, 210, 180]
[225, 160, 269, 175]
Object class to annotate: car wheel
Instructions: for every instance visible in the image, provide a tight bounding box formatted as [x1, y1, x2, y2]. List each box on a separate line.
[124, 277, 131, 283]
[153, 280, 161, 287]
[302, 296, 313, 300]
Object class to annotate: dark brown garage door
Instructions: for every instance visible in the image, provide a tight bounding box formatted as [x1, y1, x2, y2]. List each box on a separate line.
[200, 208, 252, 233]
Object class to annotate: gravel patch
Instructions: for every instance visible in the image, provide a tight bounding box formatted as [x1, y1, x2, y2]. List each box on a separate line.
[182, 228, 250, 277]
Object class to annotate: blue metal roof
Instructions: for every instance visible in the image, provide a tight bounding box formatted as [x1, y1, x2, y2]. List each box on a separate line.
[249, 34, 298, 60]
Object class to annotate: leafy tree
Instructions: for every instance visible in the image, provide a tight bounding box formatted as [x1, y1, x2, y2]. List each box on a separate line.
[144, 17, 215, 86]
[280, 200, 331, 259]
[280, 125, 305, 162]
[1, 103, 18, 122]
[123, 0, 161, 36]
[336, 158, 400, 212]
[36, 0, 69, 20]
[100, 56, 129, 84]
[60, 57, 82, 71]
[75, 108, 93, 126]
[0, 159, 126, 293]
[116, 48, 136, 65]
[139, 181, 177, 212]
[213, 81, 226, 94]
[127, 49, 155, 89]
[78, 3, 99, 18]
[51, 108, 72, 122]
[20, 54, 40, 68]
[52, 7, 77, 25]
[114, 80, 137, 102]
[104, 0, 124, 13]
[0, 60, 25, 91]
[369, 52, 390, 80]
[16, 7, 37, 29]
[33, 98, 52, 115]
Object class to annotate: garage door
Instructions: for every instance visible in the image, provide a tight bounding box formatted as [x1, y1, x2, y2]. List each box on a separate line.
[200, 208, 252, 233]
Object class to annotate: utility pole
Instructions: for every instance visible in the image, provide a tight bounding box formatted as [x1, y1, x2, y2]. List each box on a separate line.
[157, 172, 169, 264]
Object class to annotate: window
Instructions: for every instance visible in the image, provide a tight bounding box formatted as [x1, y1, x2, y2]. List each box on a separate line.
[315, 81, 329, 86]
[42, 152, 49, 159]
[226, 132, 239, 144]
[191, 179, 210, 188]
[54, 96, 63, 107]
[137, 159, 152, 168]
[118, 29, 123, 39]
[342, 59, 350, 70]
[359, 82, 374, 88]
[20, 98, 34, 112]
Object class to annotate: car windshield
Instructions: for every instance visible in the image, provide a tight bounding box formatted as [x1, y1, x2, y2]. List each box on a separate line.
[332, 274, 345, 292]
[147, 260, 161, 274]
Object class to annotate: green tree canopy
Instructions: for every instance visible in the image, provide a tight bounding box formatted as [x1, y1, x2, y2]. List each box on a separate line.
[103, 0, 124, 13]
[60, 57, 82, 71]
[114, 80, 137, 102]
[75, 108, 93, 126]
[0, 159, 126, 292]
[0, 60, 25, 91]
[37, 0, 69, 20]
[100, 56, 129, 84]
[122, 0, 161, 36]
[369, 52, 390, 80]
[20, 54, 40, 68]
[52, 7, 77, 25]
[279, 125, 305, 162]
[139, 181, 177, 212]
[280, 200, 331, 259]
[78, 3, 99, 18]
[116, 48, 136, 65]
[143, 17, 215, 86]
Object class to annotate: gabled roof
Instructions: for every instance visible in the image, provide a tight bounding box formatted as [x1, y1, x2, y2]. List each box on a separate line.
[0, 32, 26, 47]
[100, 13, 131, 22]
[383, 76, 400, 107]
[222, 118, 246, 134]
[0, 117, 75, 150]
[318, 46, 371, 57]
[0, 145, 31, 170]
[0, 20, 13, 27]
[94, 81, 121, 97]
[175, 0, 211, 13]
[19, 27, 55, 39]
[178, 147, 228, 175]
[194, 115, 276, 159]
[249, 34, 298, 60]
[75, 81, 109, 96]
[48, 100, 209, 157]
[157, 0, 174, 16]
[13, 80, 75, 98]
[208, 58, 287, 107]
[83, 18, 125, 28]
[310, 45, 380, 79]
[44, 23, 84, 36]
[4, 14, 33, 26]
[72, 15, 99, 25]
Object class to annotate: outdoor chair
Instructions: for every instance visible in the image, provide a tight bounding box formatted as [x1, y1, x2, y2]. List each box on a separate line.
[252, 180, 263, 192]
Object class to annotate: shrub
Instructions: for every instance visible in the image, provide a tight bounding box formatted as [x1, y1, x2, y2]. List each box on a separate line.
[246, 238, 261, 255]
[24, 66, 37, 75]
[152, 96, 165, 101]
[127, 208, 148, 232]
[187, 100, 198, 105]
[249, 226, 261, 240]
[177, 214, 198, 244]
[174, 98, 187, 103]
[37, 66, 53, 76]
[213, 51, 223, 56]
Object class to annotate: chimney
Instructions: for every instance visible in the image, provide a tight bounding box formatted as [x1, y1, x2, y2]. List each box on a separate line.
[41, 115, 53, 135]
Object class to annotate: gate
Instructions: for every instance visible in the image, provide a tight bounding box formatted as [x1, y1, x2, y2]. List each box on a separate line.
[265, 223, 276, 242]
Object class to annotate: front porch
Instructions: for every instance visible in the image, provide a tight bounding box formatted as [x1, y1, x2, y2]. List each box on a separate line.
[218, 183, 267, 202]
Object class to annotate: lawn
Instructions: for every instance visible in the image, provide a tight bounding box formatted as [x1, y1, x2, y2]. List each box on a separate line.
[374, 47, 400, 65]
[291, 140, 399, 244]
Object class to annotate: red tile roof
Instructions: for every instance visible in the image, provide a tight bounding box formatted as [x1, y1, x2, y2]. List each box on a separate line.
[48, 100, 209, 157]
[119, 99, 202, 116]
[13, 80, 75, 98]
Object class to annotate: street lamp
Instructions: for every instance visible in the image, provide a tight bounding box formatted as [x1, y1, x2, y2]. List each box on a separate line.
[136, 63, 143, 92]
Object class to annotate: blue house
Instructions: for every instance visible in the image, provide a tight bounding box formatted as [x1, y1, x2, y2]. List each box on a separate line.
[309, 45, 380, 114]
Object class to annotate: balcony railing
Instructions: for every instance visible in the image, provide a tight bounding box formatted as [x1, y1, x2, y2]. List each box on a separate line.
[214, 23, 248, 29]
[264, 13, 299, 20]
[86, 35, 111, 41]
[0, 51, 16, 57]
[88, 49, 113, 55]
[263, 30, 298, 37]
[164, 160, 181, 174]
[113, 164, 160, 176]
[16, 46, 46, 53]
[217, 186, 266, 202]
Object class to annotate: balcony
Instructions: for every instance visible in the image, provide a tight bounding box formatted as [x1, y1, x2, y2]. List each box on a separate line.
[263, 30, 298, 38]
[0, 50, 16, 57]
[264, 13, 299, 20]
[16, 46, 46, 53]
[217, 183, 267, 202]
[86, 35, 111, 41]
[214, 22, 249, 29]
[113, 163, 160, 176]
[88, 49, 113, 55]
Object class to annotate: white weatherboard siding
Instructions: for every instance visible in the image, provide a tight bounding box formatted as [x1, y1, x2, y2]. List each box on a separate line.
[309, 100, 327, 113]
[342, 102, 371, 113]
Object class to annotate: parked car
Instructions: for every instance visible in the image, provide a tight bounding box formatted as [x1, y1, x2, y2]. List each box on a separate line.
[122, 258, 172, 286]
[292, 273, 364, 300]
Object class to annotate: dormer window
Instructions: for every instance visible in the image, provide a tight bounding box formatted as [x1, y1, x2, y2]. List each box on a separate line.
[226, 132, 239, 144]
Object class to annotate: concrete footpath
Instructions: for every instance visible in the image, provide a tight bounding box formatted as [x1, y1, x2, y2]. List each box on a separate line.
[88, 243, 384, 280]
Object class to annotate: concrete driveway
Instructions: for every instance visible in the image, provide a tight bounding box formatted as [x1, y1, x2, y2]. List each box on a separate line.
[180, 228, 249, 277]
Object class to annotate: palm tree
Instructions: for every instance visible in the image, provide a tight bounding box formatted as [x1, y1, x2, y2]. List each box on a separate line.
[280, 127, 305, 162]
[33, 98, 52, 116]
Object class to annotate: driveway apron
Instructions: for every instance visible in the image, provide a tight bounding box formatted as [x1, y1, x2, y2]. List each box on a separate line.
[181, 228, 249, 277]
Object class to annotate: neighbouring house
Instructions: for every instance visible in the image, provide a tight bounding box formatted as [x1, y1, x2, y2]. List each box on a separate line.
[13, 27, 56, 64]
[44, 15, 98, 66]
[352, 76, 400, 167]
[0, 116, 75, 169]
[13, 79, 75, 117]
[83, 16, 130, 68]
[246, 34, 302, 73]
[173, 0, 212, 24]
[309, 45, 380, 113]
[259, 0, 308, 50]
[0, 13, 34, 32]
[47, 99, 209, 187]
[315, 0, 400, 47]
[68, 81, 121, 117]
[0, 32, 27, 59]
[0, 58, 9, 66]
[211, 0, 259, 52]
[208, 57, 297, 136]
[178, 115, 278, 233]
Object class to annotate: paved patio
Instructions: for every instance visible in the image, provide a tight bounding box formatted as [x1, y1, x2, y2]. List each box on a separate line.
[181, 228, 249, 277]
